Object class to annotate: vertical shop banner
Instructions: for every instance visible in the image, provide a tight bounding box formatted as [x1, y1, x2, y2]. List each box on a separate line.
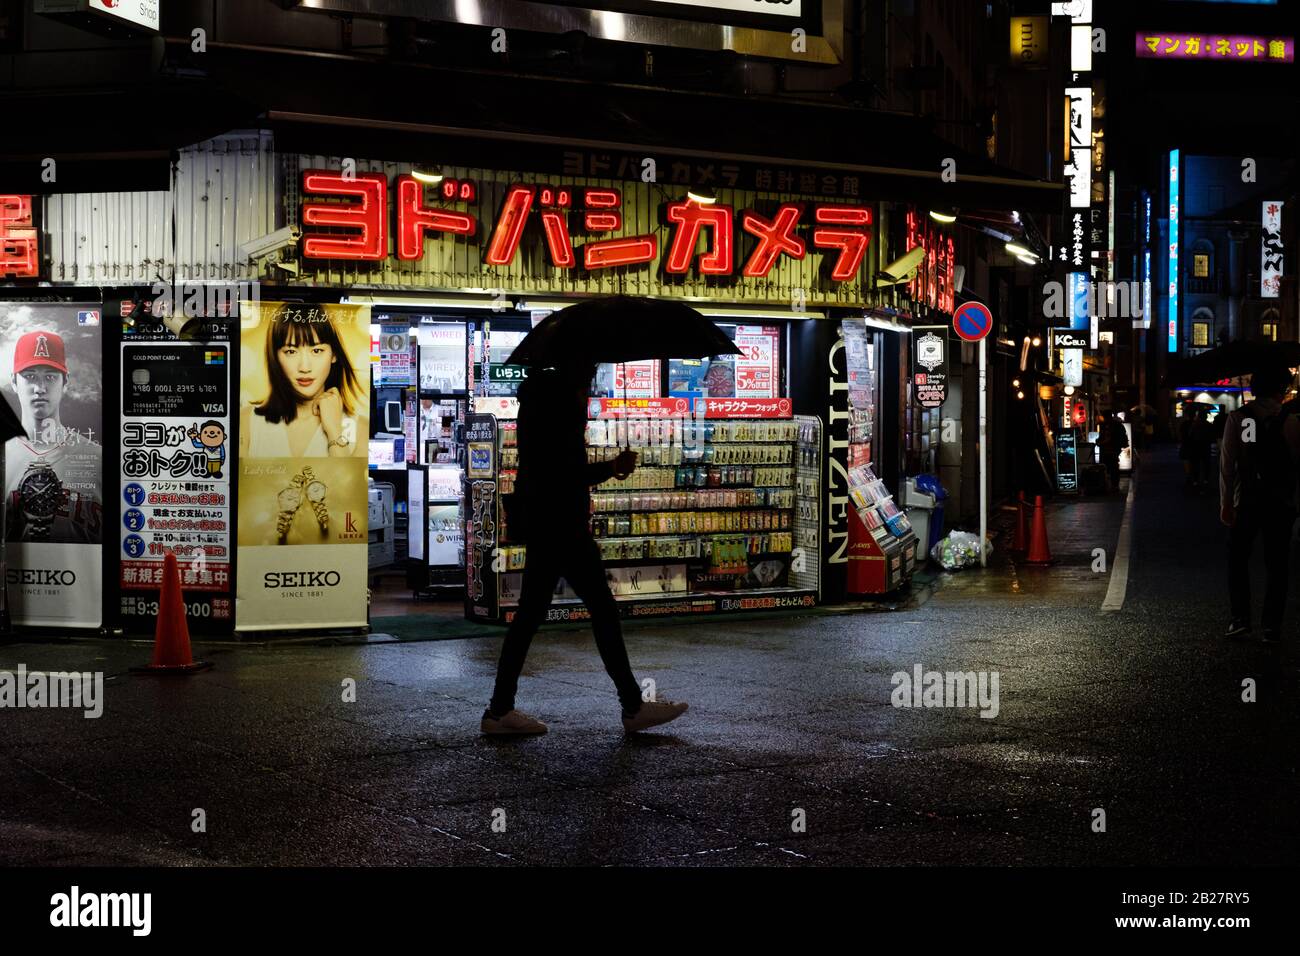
[120, 340, 233, 629]
[734, 326, 780, 399]
[611, 360, 660, 399]
[911, 326, 948, 408]
[419, 323, 467, 392]
[378, 323, 412, 385]
[1, 303, 104, 627]
[1261, 201, 1283, 298]
[236, 302, 371, 631]
[464, 414, 498, 620]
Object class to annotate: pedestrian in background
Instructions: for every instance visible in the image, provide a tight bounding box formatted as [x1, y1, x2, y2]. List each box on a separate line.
[1097, 411, 1129, 493]
[1220, 364, 1300, 643]
[1180, 405, 1212, 493]
[482, 364, 689, 736]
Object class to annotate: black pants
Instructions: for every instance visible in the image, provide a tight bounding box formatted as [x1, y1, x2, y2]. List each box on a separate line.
[1102, 454, 1121, 491]
[490, 532, 642, 715]
[1228, 505, 1295, 633]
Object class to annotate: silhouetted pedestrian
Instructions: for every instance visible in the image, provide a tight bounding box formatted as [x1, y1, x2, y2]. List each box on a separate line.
[482, 364, 689, 735]
[1220, 364, 1300, 643]
[1097, 411, 1129, 493]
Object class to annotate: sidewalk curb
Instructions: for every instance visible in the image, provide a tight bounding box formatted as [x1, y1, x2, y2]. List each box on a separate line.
[1100, 471, 1138, 614]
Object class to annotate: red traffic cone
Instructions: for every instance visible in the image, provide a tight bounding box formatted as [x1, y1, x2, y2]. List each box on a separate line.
[131, 552, 212, 675]
[1024, 495, 1055, 565]
[1011, 491, 1029, 553]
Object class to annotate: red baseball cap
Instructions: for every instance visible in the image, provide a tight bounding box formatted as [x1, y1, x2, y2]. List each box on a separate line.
[13, 331, 68, 375]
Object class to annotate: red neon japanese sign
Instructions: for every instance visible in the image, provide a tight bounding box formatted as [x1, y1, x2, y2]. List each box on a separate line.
[395, 175, 475, 260]
[741, 204, 806, 277]
[0, 195, 39, 279]
[299, 171, 873, 282]
[905, 208, 956, 314]
[301, 172, 388, 260]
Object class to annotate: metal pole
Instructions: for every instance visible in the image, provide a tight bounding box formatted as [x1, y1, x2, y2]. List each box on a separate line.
[979, 336, 988, 568]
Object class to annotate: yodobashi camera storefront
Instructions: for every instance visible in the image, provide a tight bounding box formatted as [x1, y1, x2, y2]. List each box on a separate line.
[278, 150, 905, 626]
[1, 139, 918, 634]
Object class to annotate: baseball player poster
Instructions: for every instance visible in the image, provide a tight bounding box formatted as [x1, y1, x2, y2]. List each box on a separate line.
[0, 302, 104, 628]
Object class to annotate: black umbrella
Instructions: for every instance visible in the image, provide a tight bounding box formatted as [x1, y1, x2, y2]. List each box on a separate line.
[0, 397, 24, 443]
[505, 295, 740, 368]
[0, 399, 23, 636]
[1169, 340, 1300, 386]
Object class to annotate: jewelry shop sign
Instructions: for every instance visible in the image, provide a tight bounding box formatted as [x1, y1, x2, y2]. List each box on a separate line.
[911, 325, 949, 409]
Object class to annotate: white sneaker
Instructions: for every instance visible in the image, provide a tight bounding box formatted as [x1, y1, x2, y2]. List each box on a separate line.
[481, 709, 548, 735]
[622, 699, 689, 733]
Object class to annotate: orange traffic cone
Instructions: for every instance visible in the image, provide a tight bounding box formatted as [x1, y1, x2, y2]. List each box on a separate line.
[1024, 495, 1055, 565]
[131, 552, 212, 675]
[1011, 491, 1029, 553]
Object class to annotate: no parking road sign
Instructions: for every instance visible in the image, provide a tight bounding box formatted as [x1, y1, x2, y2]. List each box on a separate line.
[953, 301, 994, 342]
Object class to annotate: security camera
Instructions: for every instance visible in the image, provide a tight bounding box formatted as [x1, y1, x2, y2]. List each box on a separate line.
[876, 246, 927, 287]
[240, 225, 302, 263]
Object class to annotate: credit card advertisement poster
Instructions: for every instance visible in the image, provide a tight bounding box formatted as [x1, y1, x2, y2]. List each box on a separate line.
[237, 302, 371, 631]
[120, 338, 232, 630]
[0, 303, 104, 627]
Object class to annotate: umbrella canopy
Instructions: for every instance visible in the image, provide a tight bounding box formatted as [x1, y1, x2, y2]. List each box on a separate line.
[1168, 340, 1300, 386]
[505, 296, 740, 368]
[0, 397, 25, 444]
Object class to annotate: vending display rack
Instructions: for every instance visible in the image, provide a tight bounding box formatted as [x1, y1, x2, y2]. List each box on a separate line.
[464, 411, 820, 624]
[846, 462, 918, 594]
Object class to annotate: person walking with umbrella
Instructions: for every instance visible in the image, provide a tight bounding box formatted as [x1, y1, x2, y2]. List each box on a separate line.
[480, 297, 735, 735]
[1220, 363, 1300, 643]
[482, 363, 688, 734]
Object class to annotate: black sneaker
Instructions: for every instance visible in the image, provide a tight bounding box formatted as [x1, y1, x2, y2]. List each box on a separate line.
[1226, 620, 1251, 641]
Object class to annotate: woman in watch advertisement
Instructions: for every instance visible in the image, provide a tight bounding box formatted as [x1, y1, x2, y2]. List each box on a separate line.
[236, 302, 371, 630]
[239, 306, 368, 459]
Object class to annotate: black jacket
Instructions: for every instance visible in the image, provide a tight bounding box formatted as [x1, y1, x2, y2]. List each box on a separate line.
[512, 372, 614, 535]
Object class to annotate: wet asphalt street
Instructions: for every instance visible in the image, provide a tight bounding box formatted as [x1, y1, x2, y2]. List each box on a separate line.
[2, 444, 1297, 866]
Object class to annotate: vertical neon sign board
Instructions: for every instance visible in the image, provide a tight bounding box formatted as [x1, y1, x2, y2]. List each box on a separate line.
[1168, 150, 1180, 353]
[1068, 272, 1090, 332]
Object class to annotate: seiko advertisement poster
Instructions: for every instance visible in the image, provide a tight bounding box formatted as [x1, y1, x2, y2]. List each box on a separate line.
[119, 339, 233, 630]
[236, 301, 371, 631]
[0, 302, 104, 628]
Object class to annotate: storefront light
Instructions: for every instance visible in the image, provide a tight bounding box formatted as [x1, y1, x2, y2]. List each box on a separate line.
[341, 293, 514, 310]
[698, 306, 827, 321]
[1016, 390, 1025, 400]
[929, 210, 958, 223]
[1064, 385, 1075, 396]
[1031, 336, 1042, 347]
[1006, 241, 1038, 259]
[686, 187, 718, 205]
[411, 168, 444, 184]
[1012, 378, 1021, 388]
[1016, 253, 1039, 266]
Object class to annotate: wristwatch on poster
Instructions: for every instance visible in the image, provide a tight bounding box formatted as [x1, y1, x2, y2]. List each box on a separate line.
[303, 466, 329, 531]
[327, 418, 356, 451]
[276, 476, 305, 543]
[18, 463, 62, 540]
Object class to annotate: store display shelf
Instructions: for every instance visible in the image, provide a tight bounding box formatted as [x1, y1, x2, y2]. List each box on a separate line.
[590, 505, 794, 515]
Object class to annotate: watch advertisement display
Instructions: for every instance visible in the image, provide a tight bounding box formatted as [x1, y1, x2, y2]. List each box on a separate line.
[1, 302, 104, 628]
[236, 302, 371, 631]
[119, 338, 233, 630]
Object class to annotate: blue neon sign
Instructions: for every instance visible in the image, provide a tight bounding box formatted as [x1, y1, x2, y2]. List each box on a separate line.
[1168, 150, 1180, 353]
